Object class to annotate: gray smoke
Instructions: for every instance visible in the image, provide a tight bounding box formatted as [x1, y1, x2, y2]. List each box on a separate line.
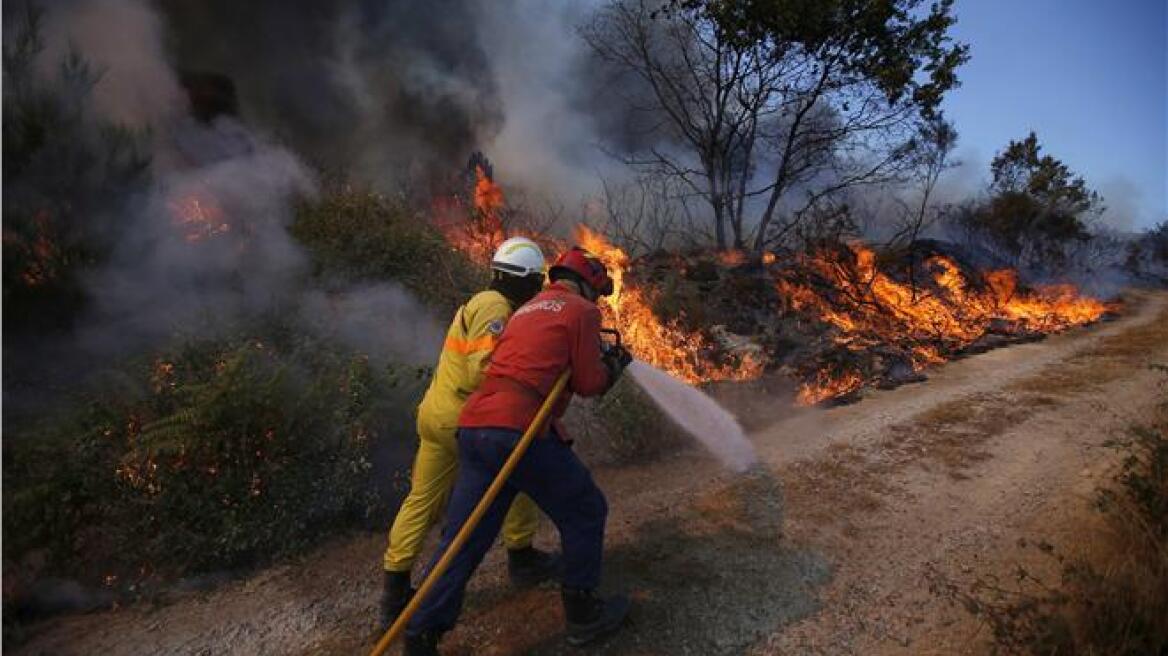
[150, 0, 626, 209]
[26, 0, 450, 367]
[1096, 176, 1141, 232]
[80, 118, 316, 352]
[299, 285, 443, 367]
[39, 0, 186, 128]
[156, 0, 500, 186]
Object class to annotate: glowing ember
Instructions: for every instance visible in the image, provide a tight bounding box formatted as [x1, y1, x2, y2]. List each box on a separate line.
[716, 250, 748, 266]
[777, 243, 1110, 404]
[796, 369, 864, 406]
[575, 225, 763, 384]
[151, 360, 176, 393]
[2, 209, 61, 286]
[169, 192, 229, 243]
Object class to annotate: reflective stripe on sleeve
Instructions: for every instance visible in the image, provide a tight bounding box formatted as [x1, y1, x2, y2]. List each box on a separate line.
[443, 334, 498, 355]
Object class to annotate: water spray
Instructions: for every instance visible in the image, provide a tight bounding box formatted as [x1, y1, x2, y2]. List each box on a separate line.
[601, 327, 757, 472]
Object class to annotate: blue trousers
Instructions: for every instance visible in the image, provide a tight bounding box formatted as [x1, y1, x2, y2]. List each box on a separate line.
[407, 427, 608, 635]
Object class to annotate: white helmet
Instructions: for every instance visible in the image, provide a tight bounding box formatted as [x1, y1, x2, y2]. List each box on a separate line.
[491, 236, 545, 277]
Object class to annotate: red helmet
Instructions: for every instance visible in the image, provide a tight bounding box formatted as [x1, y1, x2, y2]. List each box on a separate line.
[549, 246, 614, 296]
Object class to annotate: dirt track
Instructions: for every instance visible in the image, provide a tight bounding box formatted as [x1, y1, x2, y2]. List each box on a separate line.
[14, 291, 1168, 656]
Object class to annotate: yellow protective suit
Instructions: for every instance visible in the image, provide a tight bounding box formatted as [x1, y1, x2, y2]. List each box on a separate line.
[383, 289, 540, 573]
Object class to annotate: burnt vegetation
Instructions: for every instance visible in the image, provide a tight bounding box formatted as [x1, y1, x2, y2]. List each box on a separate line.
[1, 0, 1165, 634]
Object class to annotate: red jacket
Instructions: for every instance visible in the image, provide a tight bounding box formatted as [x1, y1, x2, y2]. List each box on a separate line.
[458, 282, 611, 435]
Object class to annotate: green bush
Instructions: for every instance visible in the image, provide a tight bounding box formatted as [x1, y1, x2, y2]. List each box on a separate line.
[291, 184, 487, 314]
[3, 325, 427, 582]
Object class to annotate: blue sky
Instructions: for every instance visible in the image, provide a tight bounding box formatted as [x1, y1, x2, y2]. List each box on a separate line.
[942, 0, 1167, 230]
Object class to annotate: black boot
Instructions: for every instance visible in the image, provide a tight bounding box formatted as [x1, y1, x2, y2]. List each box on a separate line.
[379, 571, 414, 631]
[403, 630, 441, 656]
[507, 546, 562, 587]
[561, 586, 631, 646]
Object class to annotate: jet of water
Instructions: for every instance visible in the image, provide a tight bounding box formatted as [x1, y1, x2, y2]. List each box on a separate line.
[626, 360, 757, 472]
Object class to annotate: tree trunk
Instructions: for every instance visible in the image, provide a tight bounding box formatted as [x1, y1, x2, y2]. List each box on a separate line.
[707, 168, 727, 249]
[753, 183, 783, 254]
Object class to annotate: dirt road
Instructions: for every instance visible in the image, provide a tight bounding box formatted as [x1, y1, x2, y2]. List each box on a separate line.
[15, 291, 1168, 656]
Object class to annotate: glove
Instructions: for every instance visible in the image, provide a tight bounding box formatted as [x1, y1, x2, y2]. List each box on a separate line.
[601, 344, 633, 388]
[613, 343, 633, 368]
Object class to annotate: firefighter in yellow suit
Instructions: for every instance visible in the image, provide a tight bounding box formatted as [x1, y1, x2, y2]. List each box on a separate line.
[380, 236, 560, 629]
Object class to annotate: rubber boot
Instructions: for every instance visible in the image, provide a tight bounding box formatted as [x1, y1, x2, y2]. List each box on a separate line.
[379, 570, 414, 631]
[507, 546, 562, 587]
[561, 586, 631, 646]
[403, 630, 441, 656]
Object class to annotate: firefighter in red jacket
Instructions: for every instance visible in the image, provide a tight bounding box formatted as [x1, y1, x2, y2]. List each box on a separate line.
[403, 246, 633, 655]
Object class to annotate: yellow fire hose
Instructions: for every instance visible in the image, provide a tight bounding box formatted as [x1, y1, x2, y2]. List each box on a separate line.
[369, 370, 572, 656]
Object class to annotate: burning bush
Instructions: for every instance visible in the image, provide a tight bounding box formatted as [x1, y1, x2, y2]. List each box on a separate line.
[771, 240, 1111, 403]
[3, 327, 424, 592]
[575, 225, 766, 384]
[586, 236, 1111, 405]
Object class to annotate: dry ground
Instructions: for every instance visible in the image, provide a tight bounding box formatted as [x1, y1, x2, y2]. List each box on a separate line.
[13, 291, 1168, 656]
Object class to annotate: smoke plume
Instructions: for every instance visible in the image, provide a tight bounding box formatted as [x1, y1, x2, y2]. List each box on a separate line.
[16, 0, 463, 380]
[151, 0, 628, 207]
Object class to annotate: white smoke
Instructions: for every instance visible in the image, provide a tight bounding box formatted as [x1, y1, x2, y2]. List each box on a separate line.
[477, 1, 629, 210]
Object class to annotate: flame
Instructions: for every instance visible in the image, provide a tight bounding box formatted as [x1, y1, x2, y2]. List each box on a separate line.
[169, 192, 229, 243]
[778, 243, 1110, 404]
[796, 369, 863, 405]
[434, 165, 507, 266]
[715, 250, 776, 267]
[432, 162, 1107, 403]
[436, 162, 758, 384]
[473, 164, 505, 220]
[575, 225, 763, 384]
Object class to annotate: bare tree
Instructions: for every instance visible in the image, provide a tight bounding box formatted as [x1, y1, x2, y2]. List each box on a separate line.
[885, 117, 960, 250]
[580, 0, 968, 255]
[596, 172, 704, 255]
[582, 1, 780, 250]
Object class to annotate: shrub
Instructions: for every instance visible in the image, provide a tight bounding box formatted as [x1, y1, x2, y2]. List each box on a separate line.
[291, 184, 486, 314]
[1125, 221, 1168, 281]
[3, 324, 427, 584]
[2, 4, 151, 333]
[948, 132, 1100, 274]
